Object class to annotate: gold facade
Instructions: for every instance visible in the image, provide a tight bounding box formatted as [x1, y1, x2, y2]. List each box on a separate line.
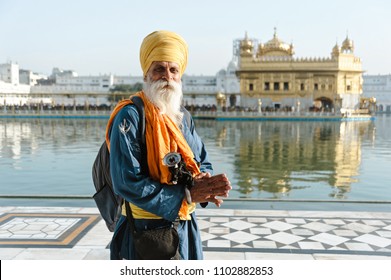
[236, 30, 363, 111]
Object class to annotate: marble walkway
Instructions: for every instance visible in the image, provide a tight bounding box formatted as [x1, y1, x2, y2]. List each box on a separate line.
[1, 206, 391, 260]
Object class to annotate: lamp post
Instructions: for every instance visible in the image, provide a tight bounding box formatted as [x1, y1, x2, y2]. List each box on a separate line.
[73, 98, 76, 113]
[216, 92, 226, 113]
[296, 100, 301, 115]
[258, 98, 262, 113]
[369, 97, 377, 114]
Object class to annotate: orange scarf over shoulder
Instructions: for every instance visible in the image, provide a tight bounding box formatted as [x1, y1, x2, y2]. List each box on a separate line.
[106, 91, 200, 219]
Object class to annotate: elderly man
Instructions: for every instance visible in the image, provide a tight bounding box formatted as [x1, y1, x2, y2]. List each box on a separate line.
[107, 30, 231, 260]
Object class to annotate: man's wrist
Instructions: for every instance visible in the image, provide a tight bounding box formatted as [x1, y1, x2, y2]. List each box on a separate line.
[184, 187, 192, 204]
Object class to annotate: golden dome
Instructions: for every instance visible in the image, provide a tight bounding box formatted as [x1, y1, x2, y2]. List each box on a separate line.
[258, 28, 294, 57]
[341, 35, 354, 53]
[240, 31, 253, 56]
[331, 42, 340, 57]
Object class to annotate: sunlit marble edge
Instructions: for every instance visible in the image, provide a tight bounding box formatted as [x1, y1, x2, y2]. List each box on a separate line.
[3, 249, 391, 260]
[0, 206, 95, 214]
[2, 207, 390, 219]
[286, 210, 391, 219]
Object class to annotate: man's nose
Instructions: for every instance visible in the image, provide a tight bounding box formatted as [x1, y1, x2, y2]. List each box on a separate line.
[161, 68, 172, 80]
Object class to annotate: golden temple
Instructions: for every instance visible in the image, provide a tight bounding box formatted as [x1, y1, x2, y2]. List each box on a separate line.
[236, 28, 367, 114]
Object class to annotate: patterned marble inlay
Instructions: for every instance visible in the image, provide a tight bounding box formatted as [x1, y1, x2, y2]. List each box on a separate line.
[0, 213, 100, 248]
[199, 215, 391, 256]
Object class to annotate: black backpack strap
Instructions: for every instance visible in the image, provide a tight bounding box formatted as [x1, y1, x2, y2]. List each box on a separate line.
[123, 95, 149, 230]
[125, 199, 137, 234]
[130, 96, 145, 146]
[129, 95, 148, 174]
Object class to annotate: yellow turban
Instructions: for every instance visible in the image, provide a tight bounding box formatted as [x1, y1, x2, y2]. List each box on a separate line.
[140, 30, 188, 77]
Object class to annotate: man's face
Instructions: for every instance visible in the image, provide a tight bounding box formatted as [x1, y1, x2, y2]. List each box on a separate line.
[146, 61, 181, 83]
[143, 61, 184, 126]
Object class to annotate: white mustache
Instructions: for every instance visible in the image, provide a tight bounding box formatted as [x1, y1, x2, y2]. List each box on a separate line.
[155, 80, 175, 91]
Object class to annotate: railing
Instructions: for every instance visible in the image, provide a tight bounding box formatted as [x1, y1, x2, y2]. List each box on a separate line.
[1, 105, 374, 120]
[0, 105, 111, 117]
[193, 110, 342, 118]
[1, 194, 390, 204]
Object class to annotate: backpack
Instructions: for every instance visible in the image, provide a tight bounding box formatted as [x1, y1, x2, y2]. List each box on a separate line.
[92, 96, 192, 232]
[92, 96, 145, 232]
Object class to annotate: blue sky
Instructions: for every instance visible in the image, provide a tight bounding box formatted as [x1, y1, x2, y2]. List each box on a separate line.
[0, 0, 390, 76]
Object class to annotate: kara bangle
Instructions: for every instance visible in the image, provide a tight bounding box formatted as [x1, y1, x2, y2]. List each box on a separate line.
[184, 187, 192, 204]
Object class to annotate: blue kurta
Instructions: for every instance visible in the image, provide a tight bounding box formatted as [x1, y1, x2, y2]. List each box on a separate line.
[108, 104, 213, 260]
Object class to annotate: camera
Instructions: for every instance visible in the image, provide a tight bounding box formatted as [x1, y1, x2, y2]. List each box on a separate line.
[163, 152, 193, 188]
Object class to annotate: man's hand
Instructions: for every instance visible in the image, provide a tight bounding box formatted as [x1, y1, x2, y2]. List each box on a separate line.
[190, 173, 232, 207]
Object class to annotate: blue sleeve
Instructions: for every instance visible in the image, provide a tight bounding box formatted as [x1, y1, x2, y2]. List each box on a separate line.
[109, 105, 185, 221]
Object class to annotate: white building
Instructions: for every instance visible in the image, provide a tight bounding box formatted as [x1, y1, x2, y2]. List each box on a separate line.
[19, 70, 48, 86]
[182, 60, 241, 107]
[0, 62, 19, 85]
[30, 68, 115, 105]
[52, 67, 78, 78]
[113, 75, 143, 85]
[0, 62, 30, 105]
[182, 74, 217, 106]
[55, 74, 113, 92]
[363, 74, 391, 113]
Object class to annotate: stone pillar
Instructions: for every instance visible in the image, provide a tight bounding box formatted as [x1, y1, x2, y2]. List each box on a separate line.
[334, 96, 343, 114]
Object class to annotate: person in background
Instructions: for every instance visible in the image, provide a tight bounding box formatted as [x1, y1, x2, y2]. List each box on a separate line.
[107, 30, 232, 260]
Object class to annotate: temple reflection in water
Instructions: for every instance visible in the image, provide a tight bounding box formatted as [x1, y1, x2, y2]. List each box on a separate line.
[197, 119, 376, 200]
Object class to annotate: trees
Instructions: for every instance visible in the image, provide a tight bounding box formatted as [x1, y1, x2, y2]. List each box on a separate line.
[109, 83, 143, 102]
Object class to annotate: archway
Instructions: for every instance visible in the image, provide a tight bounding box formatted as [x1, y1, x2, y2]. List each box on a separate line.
[314, 97, 333, 111]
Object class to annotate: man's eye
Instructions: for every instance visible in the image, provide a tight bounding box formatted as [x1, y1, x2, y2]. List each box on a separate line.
[154, 67, 164, 73]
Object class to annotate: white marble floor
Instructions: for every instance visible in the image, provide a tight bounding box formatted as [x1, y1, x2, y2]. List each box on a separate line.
[1, 206, 391, 260]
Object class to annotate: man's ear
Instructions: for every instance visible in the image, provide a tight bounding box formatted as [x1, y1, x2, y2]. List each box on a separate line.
[143, 75, 147, 82]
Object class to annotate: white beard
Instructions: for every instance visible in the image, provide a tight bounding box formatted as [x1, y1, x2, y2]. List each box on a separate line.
[143, 77, 184, 127]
